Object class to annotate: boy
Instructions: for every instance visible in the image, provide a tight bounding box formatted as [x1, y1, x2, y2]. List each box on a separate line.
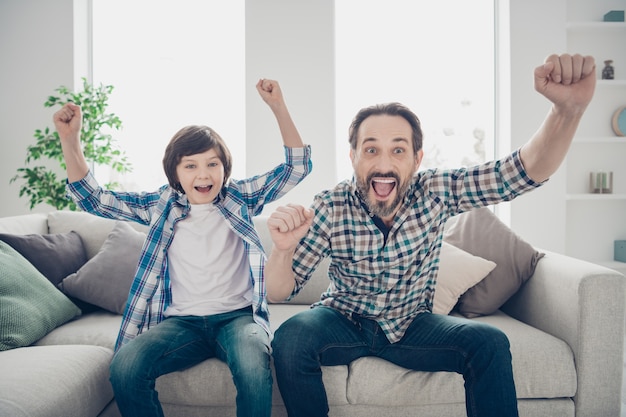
[53, 79, 312, 417]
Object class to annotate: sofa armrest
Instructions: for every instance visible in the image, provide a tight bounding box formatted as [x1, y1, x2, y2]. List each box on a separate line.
[501, 250, 626, 417]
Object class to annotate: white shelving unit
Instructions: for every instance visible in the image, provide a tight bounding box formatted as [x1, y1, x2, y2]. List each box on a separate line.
[565, 0, 626, 272]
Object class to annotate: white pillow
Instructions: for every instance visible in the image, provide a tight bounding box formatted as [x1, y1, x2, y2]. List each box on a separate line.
[433, 242, 496, 315]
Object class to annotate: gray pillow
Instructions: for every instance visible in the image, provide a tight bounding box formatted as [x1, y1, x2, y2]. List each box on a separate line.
[0, 232, 87, 286]
[0, 241, 81, 351]
[58, 221, 145, 315]
[443, 207, 544, 318]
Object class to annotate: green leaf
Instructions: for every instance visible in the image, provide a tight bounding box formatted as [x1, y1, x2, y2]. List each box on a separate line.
[13, 78, 133, 211]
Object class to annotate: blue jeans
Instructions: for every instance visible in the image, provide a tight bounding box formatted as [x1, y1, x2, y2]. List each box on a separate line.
[272, 307, 518, 417]
[109, 306, 272, 417]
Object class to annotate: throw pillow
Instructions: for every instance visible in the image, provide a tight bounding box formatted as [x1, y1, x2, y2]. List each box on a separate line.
[0, 241, 81, 351]
[48, 210, 149, 259]
[433, 242, 497, 315]
[58, 221, 146, 315]
[443, 207, 545, 318]
[0, 232, 87, 286]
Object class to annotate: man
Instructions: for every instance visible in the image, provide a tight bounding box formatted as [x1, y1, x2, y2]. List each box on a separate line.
[265, 54, 595, 417]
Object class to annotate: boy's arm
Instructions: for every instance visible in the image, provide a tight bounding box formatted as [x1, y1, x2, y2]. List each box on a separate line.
[54, 103, 90, 182]
[256, 79, 305, 149]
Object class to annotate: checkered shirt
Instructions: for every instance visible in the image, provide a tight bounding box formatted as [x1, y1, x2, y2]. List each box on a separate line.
[290, 149, 542, 343]
[66, 146, 312, 351]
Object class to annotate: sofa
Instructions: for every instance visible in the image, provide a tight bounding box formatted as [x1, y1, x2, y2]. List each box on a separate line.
[0, 208, 624, 417]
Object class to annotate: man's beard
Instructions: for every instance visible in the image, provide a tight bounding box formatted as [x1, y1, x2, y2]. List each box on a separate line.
[356, 172, 411, 219]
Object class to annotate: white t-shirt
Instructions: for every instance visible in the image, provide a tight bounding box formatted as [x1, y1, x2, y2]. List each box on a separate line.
[164, 203, 252, 317]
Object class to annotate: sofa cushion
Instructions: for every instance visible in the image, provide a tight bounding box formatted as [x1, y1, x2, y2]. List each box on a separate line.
[0, 212, 48, 235]
[443, 208, 545, 317]
[345, 311, 576, 406]
[0, 345, 114, 417]
[35, 311, 122, 351]
[48, 210, 148, 259]
[155, 358, 349, 408]
[433, 242, 496, 315]
[0, 231, 87, 286]
[58, 221, 145, 314]
[0, 241, 81, 351]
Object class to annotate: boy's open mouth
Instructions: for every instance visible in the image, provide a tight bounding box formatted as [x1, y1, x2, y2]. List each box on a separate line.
[371, 177, 396, 198]
[195, 185, 213, 193]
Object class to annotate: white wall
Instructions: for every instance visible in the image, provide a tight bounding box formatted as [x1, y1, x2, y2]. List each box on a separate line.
[0, 0, 336, 218]
[245, 0, 337, 214]
[506, 0, 568, 252]
[0, 0, 574, 254]
[0, 0, 77, 217]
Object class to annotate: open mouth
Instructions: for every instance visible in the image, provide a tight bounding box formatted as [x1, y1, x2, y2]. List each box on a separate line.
[371, 177, 396, 198]
[194, 185, 213, 194]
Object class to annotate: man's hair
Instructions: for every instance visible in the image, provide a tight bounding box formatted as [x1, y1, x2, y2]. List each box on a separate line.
[348, 102, 423, 156]
[162, 125, 233, 193]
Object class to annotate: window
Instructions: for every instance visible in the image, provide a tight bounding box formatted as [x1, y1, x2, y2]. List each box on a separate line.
[92, 0, 245, 191]
[92, 1, 495, 190]
[335, 0, 495, 181]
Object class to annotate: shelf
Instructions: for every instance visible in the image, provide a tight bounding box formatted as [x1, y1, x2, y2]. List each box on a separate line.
[567, 22, 626, 30]
[597, 79, 626, 86]
[566, 193, 626, 201]
[573, 136, 626, 143]
[595, 260, 626, 273]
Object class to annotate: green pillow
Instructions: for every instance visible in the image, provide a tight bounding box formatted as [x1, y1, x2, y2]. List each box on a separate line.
[0, 241, 81, 351]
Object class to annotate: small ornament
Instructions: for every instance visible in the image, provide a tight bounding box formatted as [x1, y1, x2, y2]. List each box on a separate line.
[602, 60, 615, 80]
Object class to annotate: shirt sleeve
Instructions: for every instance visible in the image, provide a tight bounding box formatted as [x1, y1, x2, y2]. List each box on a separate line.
[66, 170, 163, 224]
[422, 148, 545, 214]
[235, 145, 313, 216]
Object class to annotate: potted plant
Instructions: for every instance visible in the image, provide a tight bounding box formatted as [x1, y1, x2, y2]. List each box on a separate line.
[11, 78, 132, 211]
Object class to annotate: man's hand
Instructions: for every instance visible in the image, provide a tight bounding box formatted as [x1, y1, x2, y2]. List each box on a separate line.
[53, 103, 82, 142]
[534, 53, 596, 114]
[267, 204, 314, 252]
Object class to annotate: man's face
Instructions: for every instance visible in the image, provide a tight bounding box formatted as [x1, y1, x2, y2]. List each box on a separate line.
[350, 114, 423, 222]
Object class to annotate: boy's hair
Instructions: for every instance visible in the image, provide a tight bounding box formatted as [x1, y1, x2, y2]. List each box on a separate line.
[348, 102, 423, 156]
[162, 125, 233, 193]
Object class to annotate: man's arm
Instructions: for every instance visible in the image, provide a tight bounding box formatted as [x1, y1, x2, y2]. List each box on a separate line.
[54, 103, 90, 182]
[265, 204, 314, 303]
[519, 53, 596, 183]
[256, 79, 305, 149]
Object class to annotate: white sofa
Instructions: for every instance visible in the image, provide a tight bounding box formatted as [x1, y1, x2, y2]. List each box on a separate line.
[0, 209, 624, 417]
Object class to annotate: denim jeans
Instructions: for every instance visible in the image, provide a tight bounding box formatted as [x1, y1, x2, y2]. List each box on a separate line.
[272, 306, 518, 417]
[109, 306, 272, 417]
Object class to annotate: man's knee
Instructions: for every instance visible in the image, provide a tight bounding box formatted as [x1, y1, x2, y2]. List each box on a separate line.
[273, 310, 326, 363]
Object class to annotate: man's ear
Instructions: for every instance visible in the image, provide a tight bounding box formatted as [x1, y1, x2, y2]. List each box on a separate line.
[349, 148, 358, 170]
[415, 149, 424, 168]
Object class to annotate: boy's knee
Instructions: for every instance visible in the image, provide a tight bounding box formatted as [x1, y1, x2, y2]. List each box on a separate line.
[110, 345, 144, 385]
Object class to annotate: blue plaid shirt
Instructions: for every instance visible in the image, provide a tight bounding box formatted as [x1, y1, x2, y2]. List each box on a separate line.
[290, 149, 542, 343]
[67, 146, 312, 350]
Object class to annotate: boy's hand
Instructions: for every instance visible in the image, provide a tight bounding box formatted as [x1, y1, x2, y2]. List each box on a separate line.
[53, 103, 82, 142]
[267, 204, 314, 252]
[256, 78, 285, 110]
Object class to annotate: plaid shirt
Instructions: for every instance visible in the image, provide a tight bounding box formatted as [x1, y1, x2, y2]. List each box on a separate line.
[67, 146, 312, 351]
[290, 149, 542, 343]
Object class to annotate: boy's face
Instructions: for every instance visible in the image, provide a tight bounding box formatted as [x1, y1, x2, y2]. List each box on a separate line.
[175, 148, 225, 205]
[350, 114, 423, 222]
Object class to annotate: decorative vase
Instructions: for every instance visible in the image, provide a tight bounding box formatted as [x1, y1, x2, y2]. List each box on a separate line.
[602, 60, 615, 80]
